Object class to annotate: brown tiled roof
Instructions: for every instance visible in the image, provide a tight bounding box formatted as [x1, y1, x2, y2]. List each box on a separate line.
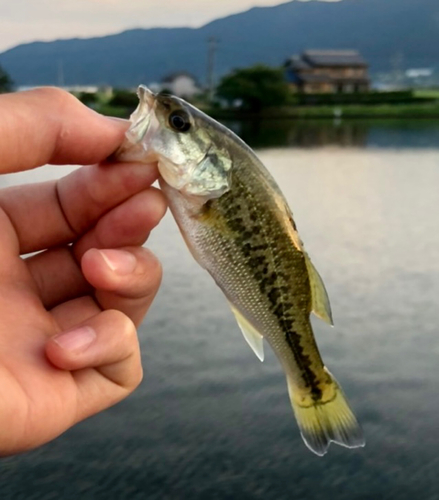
[302, 50, 368, 67]
[286, 55, 312, 70]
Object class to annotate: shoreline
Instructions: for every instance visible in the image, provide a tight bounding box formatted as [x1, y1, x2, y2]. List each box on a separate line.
[95, 103, 439, 121]
[205, 104, 439, 121]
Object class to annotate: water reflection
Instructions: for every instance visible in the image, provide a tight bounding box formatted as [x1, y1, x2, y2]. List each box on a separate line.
[223, 118, 439, 149]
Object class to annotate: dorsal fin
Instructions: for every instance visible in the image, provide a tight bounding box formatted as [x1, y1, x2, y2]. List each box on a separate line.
[282, 202, 333, 326]
[304, 254, 333, 326]
[229, 303, 264, 362]
[281, 202, 304, 252]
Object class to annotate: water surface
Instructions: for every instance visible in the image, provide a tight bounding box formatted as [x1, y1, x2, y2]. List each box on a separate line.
[1, 122, 439, 499]
[225, 118, 439, 150]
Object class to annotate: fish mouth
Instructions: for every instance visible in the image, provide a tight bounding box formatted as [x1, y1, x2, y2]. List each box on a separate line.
[116, 85, 159, 162]
[138, 85, 156, 110]
[125, 85, 157, 145]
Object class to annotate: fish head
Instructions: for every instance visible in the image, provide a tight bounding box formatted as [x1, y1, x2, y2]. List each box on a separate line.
[118, 85, 232, 201]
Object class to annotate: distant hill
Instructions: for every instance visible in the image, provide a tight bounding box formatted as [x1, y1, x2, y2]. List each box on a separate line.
[0, 0, 438, 87]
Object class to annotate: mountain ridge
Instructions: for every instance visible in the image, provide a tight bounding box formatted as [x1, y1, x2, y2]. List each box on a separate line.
[0, 0, 437, 87]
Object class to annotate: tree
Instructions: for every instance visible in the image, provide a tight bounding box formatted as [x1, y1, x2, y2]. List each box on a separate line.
[108, 89, 139, 108]
[76, 91, 98, 106]
[0, 64, 13, 93]
[216, 65, 290, 112]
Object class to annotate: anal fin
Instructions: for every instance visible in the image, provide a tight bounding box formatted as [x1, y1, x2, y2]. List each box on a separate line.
[229, 304, 264, 362]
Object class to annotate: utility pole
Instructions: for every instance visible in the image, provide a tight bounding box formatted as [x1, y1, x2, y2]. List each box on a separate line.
[206, 37, 218, 102]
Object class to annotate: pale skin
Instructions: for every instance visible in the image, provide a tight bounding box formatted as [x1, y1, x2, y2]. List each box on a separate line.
[0, 88, 167, 455]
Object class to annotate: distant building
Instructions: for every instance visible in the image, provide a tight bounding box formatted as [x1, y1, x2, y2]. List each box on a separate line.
[285, 50, 370, 94]
[161, 72, 200, 98]
[405, 68, 433, 79]
[405, 68, 435, 88]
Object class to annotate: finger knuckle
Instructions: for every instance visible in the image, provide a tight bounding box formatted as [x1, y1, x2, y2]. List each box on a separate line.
[143, 249, 163, 287]
[147, 187, 168, 220]
[132, 362, 144, 389]
[121, 346, 143, 391]
[132, 249, 162, 299]
[33, 87, 76, 109]
[106, 309, 137, 341]
[81, 165, 110, 208]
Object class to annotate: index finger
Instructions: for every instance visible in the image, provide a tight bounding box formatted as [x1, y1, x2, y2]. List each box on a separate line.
[0, 87, 128, 173]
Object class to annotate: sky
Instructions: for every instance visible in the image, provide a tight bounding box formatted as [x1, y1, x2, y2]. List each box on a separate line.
[0, 0, 341, 53]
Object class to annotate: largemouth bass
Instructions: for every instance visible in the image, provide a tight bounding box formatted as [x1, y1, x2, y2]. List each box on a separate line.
[117, 86, 365, 456]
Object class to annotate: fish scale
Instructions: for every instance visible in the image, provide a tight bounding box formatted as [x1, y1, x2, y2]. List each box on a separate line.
[198, 162, 326, 396]
[118, 85, 365, 456]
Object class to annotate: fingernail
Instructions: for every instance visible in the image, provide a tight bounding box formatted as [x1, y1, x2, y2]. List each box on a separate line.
[99, 249, 137, 275]
[53, 326, 96, 352]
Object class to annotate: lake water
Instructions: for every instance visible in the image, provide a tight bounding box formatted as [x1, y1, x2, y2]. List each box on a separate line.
[1, 120, 439, 499]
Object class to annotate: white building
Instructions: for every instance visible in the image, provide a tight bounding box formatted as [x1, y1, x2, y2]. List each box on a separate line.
[161, 72, 200, 99]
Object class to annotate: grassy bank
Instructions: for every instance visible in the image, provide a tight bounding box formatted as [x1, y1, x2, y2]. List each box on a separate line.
[94, 104, 132, 118]
[94, 101, 439, 121]
[206, 102, 439, 120]
[89, 87, 439, 121]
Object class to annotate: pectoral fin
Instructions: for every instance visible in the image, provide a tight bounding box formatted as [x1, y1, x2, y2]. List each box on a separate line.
[304, 254, 333, 326]
[229, 304, 264, 362]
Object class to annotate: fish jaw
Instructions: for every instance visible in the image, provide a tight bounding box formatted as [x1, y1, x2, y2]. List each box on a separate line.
[127, 86, 156, 143]
[158, 156, 198, 194]
[117, 85, 160, 163]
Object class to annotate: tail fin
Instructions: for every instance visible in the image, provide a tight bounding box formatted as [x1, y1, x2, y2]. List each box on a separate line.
[287, 368, 365, 456]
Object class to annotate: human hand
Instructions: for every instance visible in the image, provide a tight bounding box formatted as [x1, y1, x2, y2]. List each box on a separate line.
[0, 88, 166, 455]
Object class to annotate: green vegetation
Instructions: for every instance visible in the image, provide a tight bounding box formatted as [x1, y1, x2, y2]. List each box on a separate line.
[216, 65, 290, 112]
[0, 64, 13, 93]
[290, 102, 439, 119]
[93, 98, 439, 121]
[77, 81, 439, 122]
[295, 90, 436, 106]
[209, 102, 439, 120]
[107, 89, 139, 108]
[75, 88, 138, 118]
[94, 104, 132, 118]
[76, 91, 98, 106]
[414, 89, 439, 100]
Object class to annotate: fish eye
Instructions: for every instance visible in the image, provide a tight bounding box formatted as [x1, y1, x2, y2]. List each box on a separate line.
[169, 110, 191, 133]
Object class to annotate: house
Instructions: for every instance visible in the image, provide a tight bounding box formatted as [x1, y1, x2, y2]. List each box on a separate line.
[285, 50, 370, 94]
[161, 72, 200, 99]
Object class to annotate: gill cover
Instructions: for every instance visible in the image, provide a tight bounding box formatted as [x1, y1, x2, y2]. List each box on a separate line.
[180, 146, 233, 198]
[157, 99, 233, 199]
[119, 85, 233, 201]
